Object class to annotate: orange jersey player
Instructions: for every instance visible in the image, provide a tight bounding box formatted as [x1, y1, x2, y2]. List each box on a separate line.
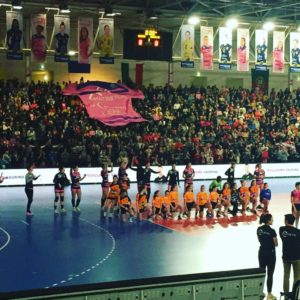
[136, 187, 151, 221]
[169, 185, 183, 220]
[196, 185, 212, 218]
[183, 184, 195, 218]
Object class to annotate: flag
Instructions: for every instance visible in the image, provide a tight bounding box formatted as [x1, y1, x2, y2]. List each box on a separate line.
[63, 81, 145, 126]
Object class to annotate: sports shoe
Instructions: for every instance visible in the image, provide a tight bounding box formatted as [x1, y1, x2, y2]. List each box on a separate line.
[267, 293, 277, 300]
[54, 209, 59, 214]
[76, 207, 80, 212]
[73, 207, 77, 212]
[26, 211, 33, 216]
[129, 217, 133, 223]
[61, 208, 66, 213]
[103, 211, 107, 217]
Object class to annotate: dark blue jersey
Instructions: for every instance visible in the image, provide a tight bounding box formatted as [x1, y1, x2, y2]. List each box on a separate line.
[260, 188, 271, 201]
[291, 48, 300, 65]
[256, 44, 267, 63]
[220, 43, 232, 62]
[55, 32, 69, 54]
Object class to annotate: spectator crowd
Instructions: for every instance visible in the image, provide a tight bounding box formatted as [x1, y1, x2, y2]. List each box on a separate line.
[1, 78, 300, 169]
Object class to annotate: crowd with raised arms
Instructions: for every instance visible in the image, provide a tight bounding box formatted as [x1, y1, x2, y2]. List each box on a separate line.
[1, 80, 300, 169]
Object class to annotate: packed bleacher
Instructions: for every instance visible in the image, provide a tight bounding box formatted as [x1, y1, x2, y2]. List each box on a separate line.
[1, 78, 300, 169]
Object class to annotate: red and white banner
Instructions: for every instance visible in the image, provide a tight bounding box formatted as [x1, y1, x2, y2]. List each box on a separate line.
[237, 28, 249, 72]
[200, 26, 213, 70]
[273, 31, 285, 73]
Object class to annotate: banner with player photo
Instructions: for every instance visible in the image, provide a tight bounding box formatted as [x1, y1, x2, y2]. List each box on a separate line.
[237, 28, 249, 72]
[219, 27, 232, 70]
[255, 30, 268, 71]
[6, 11, 23, 60]
[99, 18, 114, 64]
[181, 24, 194, 68]
[290, 32, 300, 73]
[78, 17, 93, 64]
[31, 14, 47, 63]
[200, 26, 213, 70]
[54, 15, 70, 63]
[272, 31, 285, 73]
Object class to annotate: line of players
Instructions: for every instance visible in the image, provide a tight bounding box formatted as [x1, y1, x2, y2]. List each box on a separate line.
[1, 162, 299, 227]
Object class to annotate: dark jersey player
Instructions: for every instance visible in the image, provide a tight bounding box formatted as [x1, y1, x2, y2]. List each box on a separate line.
[70, 166, 86, 212]
[53, 167, 69, 214]
[256, 40, 268, 64]
[55, 22, 69, 55]
[7, 18, 22, 52]
[291, 39, 300, 66]
[166, 164, 180, 191]
[220, 43, 232, 63]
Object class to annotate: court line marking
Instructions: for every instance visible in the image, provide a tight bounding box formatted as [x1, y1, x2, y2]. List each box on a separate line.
[21, 220, 30, 226]
[45, 215, 116, 289]
[0, 227, 11, 252]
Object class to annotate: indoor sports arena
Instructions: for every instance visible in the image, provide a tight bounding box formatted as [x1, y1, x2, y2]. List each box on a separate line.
[1, 1, 300, 300]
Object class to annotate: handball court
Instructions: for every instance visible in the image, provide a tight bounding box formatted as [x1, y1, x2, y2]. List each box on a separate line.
[0, 178, 296, 298]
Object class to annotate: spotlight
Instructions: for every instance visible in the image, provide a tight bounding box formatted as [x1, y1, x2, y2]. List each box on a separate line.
[263, 21, 274, 31]
[297, 26, 300, 32]
[147, 10, 158, 20]
[59, 1, 70, 13]
[68, 50, 76, 56]
[187, 16, 200, 25]
[226, 18, 238, 29]
[12, 0, 22, 9]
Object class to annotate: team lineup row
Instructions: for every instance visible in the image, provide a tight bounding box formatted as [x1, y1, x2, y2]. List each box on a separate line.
[0, 162, 299, 227]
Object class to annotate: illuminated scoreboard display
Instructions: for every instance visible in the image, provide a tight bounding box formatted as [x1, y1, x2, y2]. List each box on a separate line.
[123, 29, 172, 61]
[136, 29, 161, 47]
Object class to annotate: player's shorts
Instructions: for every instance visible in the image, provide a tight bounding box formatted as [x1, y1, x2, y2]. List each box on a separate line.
[199, 204, 207, 212]
[186, 202, 194, 211]
[154, 207, 161, 214]
[55, 188, 64, 194]
[211, 202, 217, 209]
[294, 204, 300, 211]
[120, 204, 130, 214]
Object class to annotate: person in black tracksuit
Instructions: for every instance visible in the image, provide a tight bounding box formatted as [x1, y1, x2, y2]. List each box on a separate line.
[225, 163, 235, 188]
[143, 162, 159, 203]
[25, 165, 40, 215]
[166, 164, 180, 191]
[130, 160, 145, 192]
[257, 214, 278, 300]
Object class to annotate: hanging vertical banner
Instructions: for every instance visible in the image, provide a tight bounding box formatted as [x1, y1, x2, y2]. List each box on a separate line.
[181, 24, 194, 68]
[54, 15, 70, 63]
[272, 31, 285, 73]
[6, 11, 23, 60]
[99, 18, 114, 64]
[255, 29, 268, 71]
[200, 26, 213, 70]
[290, 32, 300, 73]
[237, 28, 249, 72]
[31, 14, 47, 63]
[78, 17, 93, 64]
[219, 27, 232, 70]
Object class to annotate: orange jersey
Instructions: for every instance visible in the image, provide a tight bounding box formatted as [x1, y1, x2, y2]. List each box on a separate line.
[108, 183, 120, 199]
[197, 191, 208, 205]
[222, 188, 231, 200]
[249, 185, 259, 198]
[184, 191, 195, 203]
[152, 196, 163, 208]
[169, 191, 179, 205]
[119, 196, 130, 206]
[136, 193, 147, 210]
[209, 191, 219, 203]
[163, 195, 171, 205]
[239, 186, 249, 200]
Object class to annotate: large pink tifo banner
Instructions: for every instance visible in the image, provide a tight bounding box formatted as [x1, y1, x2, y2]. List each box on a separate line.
[63, 81, 145, 126]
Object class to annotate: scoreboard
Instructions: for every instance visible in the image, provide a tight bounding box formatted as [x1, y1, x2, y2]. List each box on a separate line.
[136, 29, 161, 47]
[123, 29, 172, 61]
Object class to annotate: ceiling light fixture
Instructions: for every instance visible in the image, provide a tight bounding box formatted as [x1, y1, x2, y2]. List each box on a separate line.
[226, 18, 238, 29]
[187, 16, 200, 25]
[263, 21, 274, 31]
[12, 0, 22, 9]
